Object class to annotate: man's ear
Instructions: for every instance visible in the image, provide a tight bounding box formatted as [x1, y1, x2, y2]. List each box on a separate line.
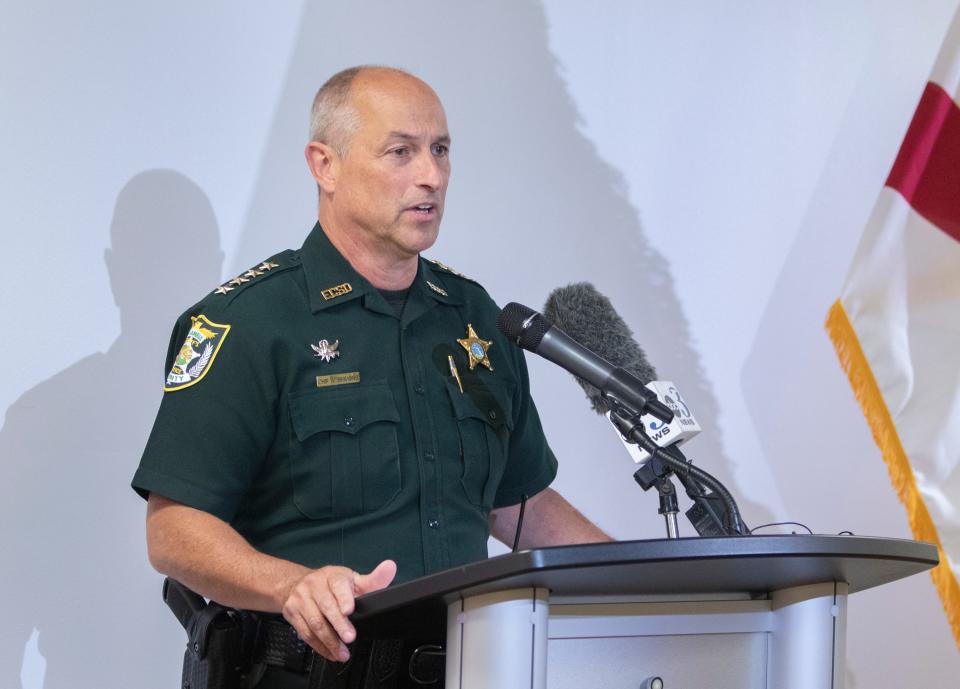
[305, 141, 339, 194]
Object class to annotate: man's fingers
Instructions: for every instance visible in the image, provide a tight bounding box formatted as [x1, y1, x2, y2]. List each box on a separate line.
[301, 601, 350, 662]
[287, 610, 340, 663]
[281, 564, 385, 664]
[330, 572, 358, 617]
[286, 592, 349, 663]
[317, 584, 356, 645]
[354, 559, 397, 595]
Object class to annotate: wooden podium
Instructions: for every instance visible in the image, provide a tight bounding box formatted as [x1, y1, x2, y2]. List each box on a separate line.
[352, 535, 937, 689]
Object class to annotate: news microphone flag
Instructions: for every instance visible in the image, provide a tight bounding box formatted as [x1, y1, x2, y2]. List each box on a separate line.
[826, 5, 960, 648]
[609, 381, 701, 465]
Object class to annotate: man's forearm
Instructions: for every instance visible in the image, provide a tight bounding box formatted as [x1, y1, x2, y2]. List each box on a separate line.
[147, 494, 397, 662]
[489, 487, 611, 549]
[146, 493, 310, 612]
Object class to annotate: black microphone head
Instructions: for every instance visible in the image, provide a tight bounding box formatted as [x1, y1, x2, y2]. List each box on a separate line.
[543, 282, 657, 414]
[497, 302, 552, 351]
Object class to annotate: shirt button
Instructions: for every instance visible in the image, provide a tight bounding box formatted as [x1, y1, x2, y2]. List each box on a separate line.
[424, 451, 435, 462]
[488, 410, 497, 421]
[344, 416, 354, 428]
[415, 384, 425, 395]
[428, 519, 440, 529]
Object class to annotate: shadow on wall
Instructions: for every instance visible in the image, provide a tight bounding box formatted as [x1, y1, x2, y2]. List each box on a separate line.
[232, 0, 775, 529]
[0, 170, 223, 688]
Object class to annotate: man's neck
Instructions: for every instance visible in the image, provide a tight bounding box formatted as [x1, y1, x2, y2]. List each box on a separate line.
[318, 216, 418, 290]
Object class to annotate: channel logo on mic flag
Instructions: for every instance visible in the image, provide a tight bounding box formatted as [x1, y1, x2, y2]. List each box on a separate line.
[609, 381, 702, 464]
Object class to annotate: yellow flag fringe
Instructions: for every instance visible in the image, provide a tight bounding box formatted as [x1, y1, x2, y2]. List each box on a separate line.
[826, 300, 960, 648]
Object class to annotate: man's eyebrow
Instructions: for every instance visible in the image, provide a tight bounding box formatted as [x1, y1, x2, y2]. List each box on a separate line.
[385, 131, 451, 145]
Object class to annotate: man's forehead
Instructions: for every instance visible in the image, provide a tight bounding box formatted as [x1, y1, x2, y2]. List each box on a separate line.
[352, 67, 436, 97]
[350, 70, 446, 120]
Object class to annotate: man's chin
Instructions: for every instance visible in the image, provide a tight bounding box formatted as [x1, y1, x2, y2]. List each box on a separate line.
[399, 223, 441, 255]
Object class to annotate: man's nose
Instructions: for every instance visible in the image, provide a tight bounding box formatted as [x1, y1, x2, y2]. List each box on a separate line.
[415, 151, 445, 191]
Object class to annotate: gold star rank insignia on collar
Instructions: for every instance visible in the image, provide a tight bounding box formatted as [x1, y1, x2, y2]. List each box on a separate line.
[457, 324, 493, 371]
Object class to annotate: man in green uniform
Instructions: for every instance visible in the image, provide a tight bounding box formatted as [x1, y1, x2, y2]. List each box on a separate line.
[133, 66, 608, 681]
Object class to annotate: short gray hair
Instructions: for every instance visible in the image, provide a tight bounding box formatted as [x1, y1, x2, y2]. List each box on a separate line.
[309, 67, 365, 157]
[310, 65, 423, 156]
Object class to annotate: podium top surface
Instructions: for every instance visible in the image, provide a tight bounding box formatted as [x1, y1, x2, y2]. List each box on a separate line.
[352, 535, 936, 635]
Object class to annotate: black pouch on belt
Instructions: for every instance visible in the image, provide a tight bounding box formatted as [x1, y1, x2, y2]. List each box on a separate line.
[163, 577, 256, 689]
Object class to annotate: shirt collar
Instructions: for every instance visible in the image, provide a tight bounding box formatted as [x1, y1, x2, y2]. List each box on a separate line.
[300, 223, 369, 313]
[416, 258, 463, 306]
[300, 223, 463, 314]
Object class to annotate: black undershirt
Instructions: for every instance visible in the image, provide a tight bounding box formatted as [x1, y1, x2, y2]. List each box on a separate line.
[378, 287, 410, 317]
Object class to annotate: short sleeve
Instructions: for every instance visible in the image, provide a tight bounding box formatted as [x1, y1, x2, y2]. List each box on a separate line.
[131, 307, 277, 522]
[491, 346, 558, 508]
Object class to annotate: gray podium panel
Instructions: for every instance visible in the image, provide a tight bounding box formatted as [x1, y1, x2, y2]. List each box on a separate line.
[349, 536, 935, 689]
[352, 535, 936, 639]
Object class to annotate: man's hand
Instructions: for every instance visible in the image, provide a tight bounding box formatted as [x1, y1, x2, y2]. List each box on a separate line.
[281, 559, 397, 662]
[146, 495, 399, 663]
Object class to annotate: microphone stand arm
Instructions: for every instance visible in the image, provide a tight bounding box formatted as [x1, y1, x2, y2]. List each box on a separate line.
[609, 403, 748, 536]
[630, 442, 682, 538]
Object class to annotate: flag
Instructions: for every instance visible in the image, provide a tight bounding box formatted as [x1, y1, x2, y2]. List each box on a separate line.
[826, 7, 960, 647]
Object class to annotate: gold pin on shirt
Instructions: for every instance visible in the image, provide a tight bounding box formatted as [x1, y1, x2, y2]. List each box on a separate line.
[321, 282, 353, 301]
[448, 355, 464, 393]
[426, 280, 448, 297]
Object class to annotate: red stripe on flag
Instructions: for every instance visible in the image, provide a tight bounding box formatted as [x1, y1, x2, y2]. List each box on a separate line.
[886, 82, 960, 243]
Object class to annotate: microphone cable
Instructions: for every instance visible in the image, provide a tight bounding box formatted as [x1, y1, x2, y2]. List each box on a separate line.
[512, 493, 529, 552]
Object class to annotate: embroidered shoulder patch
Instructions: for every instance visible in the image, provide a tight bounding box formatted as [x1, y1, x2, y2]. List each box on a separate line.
[164, 315, 231, 392]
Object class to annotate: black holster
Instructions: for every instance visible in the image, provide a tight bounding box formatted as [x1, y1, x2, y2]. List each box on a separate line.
[163, 578, 259, 689]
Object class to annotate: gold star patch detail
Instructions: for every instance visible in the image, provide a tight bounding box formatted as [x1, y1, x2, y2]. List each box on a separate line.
[214, 285, 234, 295]
[259, 261, 280, 271]
[428, 258, 471, 281]
[457, 324, 493, 371]
[228, 276, 249, 286]
[244, 269, 264, 278]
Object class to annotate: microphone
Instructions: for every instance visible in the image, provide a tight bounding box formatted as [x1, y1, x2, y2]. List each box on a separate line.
[540, 282, 747, 535]
[542, 282, 656, 415]
[496, 302, 673, 423]
[540, 282, 700, 457]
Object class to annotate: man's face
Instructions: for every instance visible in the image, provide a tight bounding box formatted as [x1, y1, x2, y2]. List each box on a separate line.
[330, 74, 451, 261]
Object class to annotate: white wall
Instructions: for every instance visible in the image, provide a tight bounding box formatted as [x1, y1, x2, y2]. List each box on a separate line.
[1, 1, 957, 687]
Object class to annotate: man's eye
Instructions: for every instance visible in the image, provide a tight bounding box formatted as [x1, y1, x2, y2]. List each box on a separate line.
[390, 147, 408, 157]
[432, 144, 449, 157]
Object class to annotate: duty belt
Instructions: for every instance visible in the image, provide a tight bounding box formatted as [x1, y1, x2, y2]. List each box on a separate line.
[253, 616, 408, 688]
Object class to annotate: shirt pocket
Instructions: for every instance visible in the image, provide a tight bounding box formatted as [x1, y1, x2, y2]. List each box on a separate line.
[445, 379, 514, 509]
[288, 381, 401, 520]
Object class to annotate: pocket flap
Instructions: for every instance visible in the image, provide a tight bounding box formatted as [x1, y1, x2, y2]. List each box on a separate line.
[446, 379, 514, 430]
[289, 381, 400, 440]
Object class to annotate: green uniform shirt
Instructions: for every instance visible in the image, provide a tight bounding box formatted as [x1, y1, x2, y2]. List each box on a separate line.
[132, 223, 557, 583]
